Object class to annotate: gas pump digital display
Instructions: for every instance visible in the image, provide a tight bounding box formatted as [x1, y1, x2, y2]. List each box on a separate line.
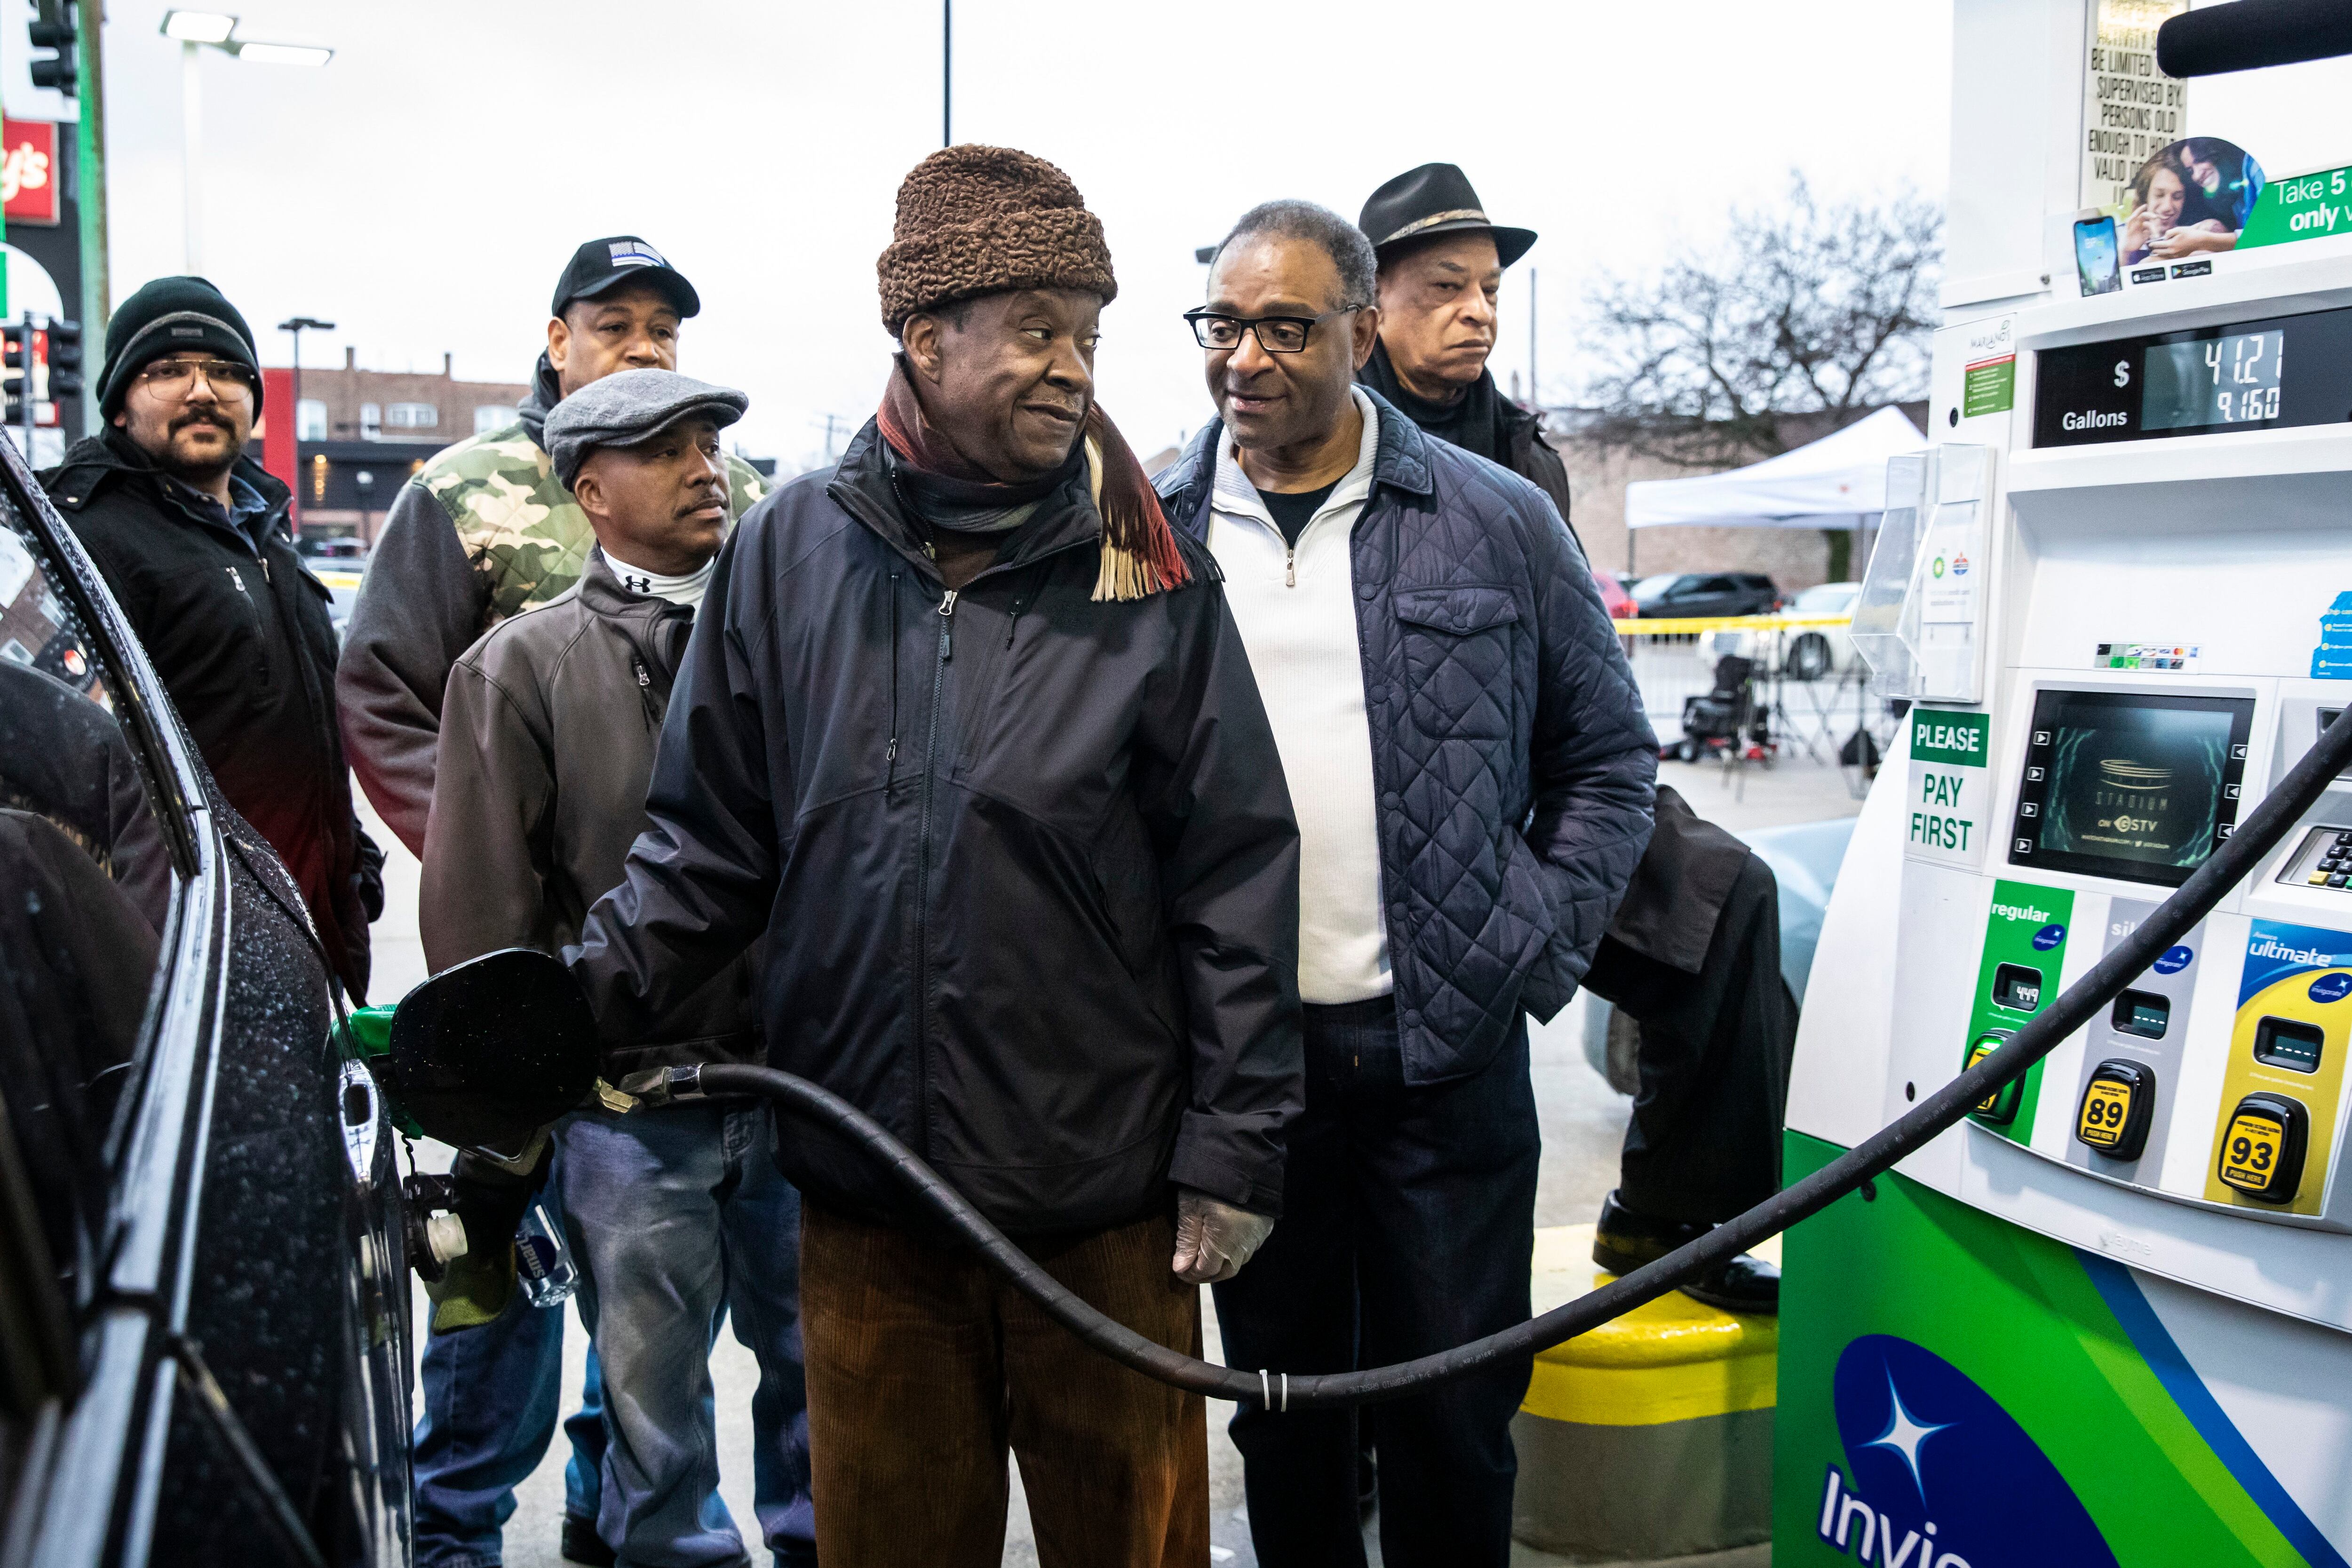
[2033, 302, 2352, 446]
[2009, 689, 2253, 886]
[2142, 331, 2284, 431]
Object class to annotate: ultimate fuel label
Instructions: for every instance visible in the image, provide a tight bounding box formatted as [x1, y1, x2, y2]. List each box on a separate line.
[1907, 708, 1991, 868]
[2203, 920, 2351, 1215]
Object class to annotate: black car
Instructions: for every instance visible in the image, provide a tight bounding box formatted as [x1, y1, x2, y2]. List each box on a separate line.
[1628, 571, 1780, 620]
[0, 435, 412, 1564]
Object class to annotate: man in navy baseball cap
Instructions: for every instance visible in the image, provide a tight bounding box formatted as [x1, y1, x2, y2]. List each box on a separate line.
[549, 234, 702, 319]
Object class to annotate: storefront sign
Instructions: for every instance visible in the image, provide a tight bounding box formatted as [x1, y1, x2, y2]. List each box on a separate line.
[2, 119, 58, 227]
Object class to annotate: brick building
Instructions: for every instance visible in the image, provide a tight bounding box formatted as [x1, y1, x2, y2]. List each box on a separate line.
[258, 350, 534, 542]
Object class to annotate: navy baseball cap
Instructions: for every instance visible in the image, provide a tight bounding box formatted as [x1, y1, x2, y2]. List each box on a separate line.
[550, 236, 702, 319]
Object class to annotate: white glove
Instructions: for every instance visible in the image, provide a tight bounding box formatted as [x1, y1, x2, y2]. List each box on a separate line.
[1172, 1186, 1275, 1284]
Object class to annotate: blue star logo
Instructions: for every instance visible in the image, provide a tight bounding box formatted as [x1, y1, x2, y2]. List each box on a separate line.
[1862, 1369, 1951, 1498]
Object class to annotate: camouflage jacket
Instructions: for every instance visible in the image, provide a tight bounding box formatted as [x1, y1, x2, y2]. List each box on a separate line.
[420, 417, 768, 622]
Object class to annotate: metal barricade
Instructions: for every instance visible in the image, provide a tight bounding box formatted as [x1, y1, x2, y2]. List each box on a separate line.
[1613, 614, 1896, 787]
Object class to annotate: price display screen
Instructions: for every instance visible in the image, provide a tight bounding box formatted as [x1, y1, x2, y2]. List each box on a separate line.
[2034, 303, 2352, 447]
[2142, 331, 2284, 430]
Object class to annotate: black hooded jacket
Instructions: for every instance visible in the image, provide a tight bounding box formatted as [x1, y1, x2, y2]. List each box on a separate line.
[568, 421, 1304, 1234]
[44, 428, 378, 996]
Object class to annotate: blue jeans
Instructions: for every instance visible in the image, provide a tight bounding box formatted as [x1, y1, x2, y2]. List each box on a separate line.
[1213, 996, 1539, 1568]
[561, 1101, 814, 1568]
[413, 1143, 608, 1568]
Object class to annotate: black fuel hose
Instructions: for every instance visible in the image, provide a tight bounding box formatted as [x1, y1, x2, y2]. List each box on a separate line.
[694, 707, 2352, 1410]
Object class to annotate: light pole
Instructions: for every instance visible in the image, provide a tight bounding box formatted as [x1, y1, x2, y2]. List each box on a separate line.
[277, 314, 333, 435]
[160, 12, 334, 275]
[278, 315, 332, 536]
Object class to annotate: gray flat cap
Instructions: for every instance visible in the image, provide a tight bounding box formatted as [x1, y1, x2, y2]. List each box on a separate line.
[545, 368, 749, 488]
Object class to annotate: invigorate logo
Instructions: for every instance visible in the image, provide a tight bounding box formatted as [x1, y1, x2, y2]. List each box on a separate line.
[1815, 1336, 2115, 1566]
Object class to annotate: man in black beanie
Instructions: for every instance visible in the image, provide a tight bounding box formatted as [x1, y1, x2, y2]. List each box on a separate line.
[45, 275, 381, 998]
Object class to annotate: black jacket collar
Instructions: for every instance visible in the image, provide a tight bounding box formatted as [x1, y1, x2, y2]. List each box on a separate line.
[1156, 386, 1435, 541]
[52, 426, 294, 539]
[516, 353, 561, 450]
[826, 416, 1108, 585]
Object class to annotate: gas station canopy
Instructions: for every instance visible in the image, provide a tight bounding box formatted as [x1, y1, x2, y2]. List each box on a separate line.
[1623, 405, 1927, 530]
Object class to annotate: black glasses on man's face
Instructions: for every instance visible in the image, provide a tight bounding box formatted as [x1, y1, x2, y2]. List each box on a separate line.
[1184, 308, 1355, 354]
[135, 357, 257, 400]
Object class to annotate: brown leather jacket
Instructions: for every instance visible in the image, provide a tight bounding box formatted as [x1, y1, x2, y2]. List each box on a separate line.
[421, 549, 760, 1078]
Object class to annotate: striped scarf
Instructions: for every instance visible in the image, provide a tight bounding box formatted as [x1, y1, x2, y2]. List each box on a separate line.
[876, 359, 1189, 601]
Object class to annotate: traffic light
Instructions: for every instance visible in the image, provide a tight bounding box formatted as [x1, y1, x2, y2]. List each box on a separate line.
[28, 5, 77, 96]
[46, 319, 81, 401]
[2, 324, 28, 423]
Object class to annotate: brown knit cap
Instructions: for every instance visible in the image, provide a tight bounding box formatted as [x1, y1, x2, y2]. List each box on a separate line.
[877, 145, 1117, 334]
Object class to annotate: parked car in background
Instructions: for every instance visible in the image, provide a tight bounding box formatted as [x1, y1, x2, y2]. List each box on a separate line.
[1629, 571, 1780, 621]
[1592, 568, 1637, 621]
[1696, 579, 1860, 681]
[310, 558, 368, 637]
[297, 534, 368, 560]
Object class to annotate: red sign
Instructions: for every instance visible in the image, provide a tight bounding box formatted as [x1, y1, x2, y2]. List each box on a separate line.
[3, 119, 59, 227]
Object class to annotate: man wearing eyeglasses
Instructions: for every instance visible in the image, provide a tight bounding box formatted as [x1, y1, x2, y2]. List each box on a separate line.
[45, 275, 383, 1002]
[1155, 204, 1656, 1566]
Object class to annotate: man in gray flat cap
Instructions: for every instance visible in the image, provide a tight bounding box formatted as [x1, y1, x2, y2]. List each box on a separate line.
[421, 368, 814, 1568]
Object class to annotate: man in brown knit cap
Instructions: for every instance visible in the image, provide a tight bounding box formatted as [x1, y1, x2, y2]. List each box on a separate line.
[564, 145, 1305, 1566]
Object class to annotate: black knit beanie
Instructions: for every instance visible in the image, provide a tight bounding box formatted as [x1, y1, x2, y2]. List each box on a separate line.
[876, 145, 1116, 335]
[99, 276, 262, 416]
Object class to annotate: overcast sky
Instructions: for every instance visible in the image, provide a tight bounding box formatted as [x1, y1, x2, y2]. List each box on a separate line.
[16, 0, 2346, 470]
[0, 0, 1955, 466]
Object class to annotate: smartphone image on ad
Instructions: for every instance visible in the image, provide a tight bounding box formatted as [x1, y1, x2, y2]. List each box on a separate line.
[2076, 215, 2122, 296]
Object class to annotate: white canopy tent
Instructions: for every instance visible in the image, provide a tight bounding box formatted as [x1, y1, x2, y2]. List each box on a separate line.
[1622, 406, 1927, 531]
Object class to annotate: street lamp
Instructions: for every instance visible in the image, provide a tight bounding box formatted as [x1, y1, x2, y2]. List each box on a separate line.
[160, 11, 334, 274]
[277, 314, 332, 438]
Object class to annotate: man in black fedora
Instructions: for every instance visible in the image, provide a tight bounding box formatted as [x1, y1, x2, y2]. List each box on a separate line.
[1357, 169, 1795, 1330]
[1356, 163, 1575, 529]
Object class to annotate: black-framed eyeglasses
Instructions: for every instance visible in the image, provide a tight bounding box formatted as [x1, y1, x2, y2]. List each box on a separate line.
[134, 357, 257, 399]
[1183, 308, 1357, 354]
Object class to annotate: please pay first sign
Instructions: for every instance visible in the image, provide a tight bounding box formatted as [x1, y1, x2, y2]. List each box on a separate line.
[1908, 708, 1991, 868]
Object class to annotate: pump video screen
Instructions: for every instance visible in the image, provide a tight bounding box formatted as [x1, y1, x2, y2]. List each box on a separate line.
[2008, 690, 2254, 887]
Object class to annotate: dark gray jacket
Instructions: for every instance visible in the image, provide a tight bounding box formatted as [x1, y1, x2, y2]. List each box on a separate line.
[422, 552, 759, 1078]
[567, 422, 1304, 1234]
[1158, 393, 1656, 1085]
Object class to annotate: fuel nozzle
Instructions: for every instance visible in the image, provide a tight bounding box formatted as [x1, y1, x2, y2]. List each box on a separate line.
[402, 1172, 470, 1284]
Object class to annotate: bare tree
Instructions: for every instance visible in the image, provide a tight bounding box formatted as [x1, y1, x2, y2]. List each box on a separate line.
[1578, 176, 1943, 470]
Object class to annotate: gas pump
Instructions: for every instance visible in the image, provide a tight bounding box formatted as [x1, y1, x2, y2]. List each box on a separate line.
[1780, 3, 2352, 1560]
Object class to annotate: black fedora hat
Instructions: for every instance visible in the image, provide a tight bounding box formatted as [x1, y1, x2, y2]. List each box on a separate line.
[1358, 163, 1537, 268]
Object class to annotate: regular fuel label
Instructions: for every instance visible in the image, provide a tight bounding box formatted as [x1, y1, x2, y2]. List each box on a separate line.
[1908, 708, 1991, 868]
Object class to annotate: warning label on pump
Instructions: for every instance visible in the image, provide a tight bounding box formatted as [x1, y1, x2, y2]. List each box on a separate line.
[1963, 355, 2015, 418]
[1908, 708, 1991, 868]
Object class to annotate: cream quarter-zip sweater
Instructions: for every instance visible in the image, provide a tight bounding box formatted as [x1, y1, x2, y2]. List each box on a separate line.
[1204, 388, 1390, 1004]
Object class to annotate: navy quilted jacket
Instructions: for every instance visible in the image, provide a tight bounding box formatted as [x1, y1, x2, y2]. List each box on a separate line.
[1158, 393, 1657, 1085]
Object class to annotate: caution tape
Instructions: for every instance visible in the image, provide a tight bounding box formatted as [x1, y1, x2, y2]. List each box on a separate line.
[1611, 613, 1854, 637]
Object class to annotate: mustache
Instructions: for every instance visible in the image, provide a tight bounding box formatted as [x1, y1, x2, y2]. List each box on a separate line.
[171, 411, 235, 434]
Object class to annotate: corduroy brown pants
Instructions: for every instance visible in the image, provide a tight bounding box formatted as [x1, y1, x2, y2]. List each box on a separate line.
[800, 1202, 1209, 1568]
